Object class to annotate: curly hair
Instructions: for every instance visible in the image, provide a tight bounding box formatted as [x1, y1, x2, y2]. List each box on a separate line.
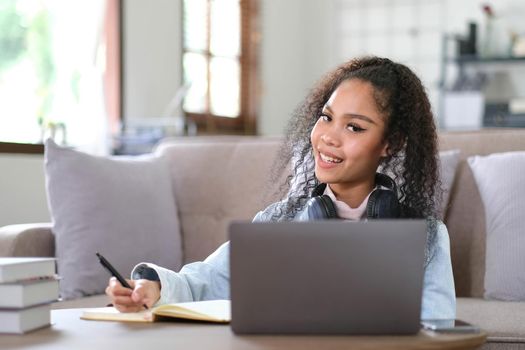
[268, 56, 441, 220]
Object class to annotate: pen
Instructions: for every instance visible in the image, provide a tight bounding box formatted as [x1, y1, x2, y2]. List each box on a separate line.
[96, 252, 149, 310]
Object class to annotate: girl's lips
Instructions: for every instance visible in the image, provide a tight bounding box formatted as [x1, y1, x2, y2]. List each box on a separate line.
[316, 152, 343, 169]
[317, 148, 342, 161]
[319, 152, 343, 163]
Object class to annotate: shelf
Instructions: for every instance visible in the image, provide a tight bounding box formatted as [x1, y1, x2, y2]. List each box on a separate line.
[448, 55, 525, 64]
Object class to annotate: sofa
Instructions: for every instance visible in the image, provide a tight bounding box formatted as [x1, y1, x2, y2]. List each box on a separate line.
[1, 129, 524, 349]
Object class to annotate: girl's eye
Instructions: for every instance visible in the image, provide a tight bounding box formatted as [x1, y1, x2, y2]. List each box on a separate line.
[319, 114, 331, 122]
[347, 123, 366, 133]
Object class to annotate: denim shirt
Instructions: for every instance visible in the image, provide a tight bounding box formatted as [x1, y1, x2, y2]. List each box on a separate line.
[132, 202, 456, 320]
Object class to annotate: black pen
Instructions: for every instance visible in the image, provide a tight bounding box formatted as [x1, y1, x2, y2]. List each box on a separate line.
[96, 252, 149, 310]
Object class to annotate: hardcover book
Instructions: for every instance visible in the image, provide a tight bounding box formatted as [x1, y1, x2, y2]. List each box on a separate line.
[0, 277, 59, 308]
[0, 304, 51, 334]
[0, 258, 56, 283]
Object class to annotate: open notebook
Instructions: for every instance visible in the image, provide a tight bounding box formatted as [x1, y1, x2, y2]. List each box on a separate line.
[81, 300, 230, 323]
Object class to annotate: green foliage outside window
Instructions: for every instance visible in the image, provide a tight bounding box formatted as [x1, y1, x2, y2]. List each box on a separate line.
[0, 1, 26, 71]
[0, 0, 55, 130]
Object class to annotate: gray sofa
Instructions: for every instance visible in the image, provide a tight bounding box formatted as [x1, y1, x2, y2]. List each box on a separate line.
[1, 129, 525, 349]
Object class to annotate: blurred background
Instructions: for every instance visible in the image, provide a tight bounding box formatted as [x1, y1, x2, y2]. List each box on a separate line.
[1, 0, 525, 224]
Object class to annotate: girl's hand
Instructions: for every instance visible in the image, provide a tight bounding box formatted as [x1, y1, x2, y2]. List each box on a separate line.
[105, 277, 161, 313]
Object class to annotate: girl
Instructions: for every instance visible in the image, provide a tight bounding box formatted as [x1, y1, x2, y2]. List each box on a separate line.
[106, 56, 456, 320]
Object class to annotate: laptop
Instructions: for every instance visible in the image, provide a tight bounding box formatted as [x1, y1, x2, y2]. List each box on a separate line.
[229, 220, 427, 335]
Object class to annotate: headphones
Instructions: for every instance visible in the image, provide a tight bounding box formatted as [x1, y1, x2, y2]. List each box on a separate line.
[302, 173, 401, 220]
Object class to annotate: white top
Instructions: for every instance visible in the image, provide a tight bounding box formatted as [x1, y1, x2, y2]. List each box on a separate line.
[323, 185, 372, 220]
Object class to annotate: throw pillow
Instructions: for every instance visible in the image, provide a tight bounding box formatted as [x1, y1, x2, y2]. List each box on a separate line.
[380, 149, 460, 219]
[468, 151, 525, 301]
[45, 139, 182, 299]
[438, 149, 461, 220]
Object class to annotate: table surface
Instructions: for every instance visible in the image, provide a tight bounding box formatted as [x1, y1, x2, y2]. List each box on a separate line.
[0, 308, 487, 350]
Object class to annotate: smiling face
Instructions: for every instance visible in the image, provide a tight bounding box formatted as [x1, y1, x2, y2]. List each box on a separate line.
[310, 78, 389, 200]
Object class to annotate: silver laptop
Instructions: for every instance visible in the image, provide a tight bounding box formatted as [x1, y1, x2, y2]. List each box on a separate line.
[229, 220, 427, 335]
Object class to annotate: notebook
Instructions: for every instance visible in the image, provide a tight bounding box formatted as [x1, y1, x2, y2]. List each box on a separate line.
[229, 220, 427, 335]
[81, 300, 230, 323]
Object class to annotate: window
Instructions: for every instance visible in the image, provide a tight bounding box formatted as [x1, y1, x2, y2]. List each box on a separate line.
[182, 0, 259, 134]
[0, 0, 120, 154]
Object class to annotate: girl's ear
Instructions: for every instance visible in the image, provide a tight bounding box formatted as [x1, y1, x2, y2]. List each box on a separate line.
[383, 133, 407, 157]
[380, 141, 390, 158]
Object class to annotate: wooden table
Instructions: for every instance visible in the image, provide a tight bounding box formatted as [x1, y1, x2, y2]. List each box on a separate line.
[0, 309, 486, 350]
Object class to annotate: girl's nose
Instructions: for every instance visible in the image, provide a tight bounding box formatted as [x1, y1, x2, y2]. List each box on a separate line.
[321, 130, 340, 147]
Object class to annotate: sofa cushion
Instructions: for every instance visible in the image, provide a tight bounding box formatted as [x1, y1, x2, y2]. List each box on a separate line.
[155, 137, 285, 263]
[468, 151, 525, 301]
[437, 149, 460, 220]
[45, 139, 182, 300]
[0, 223, 54, 257]
[457, 297, 525, 343]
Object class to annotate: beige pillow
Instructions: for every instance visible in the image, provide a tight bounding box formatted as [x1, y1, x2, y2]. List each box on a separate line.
[468, 151, 525, 301]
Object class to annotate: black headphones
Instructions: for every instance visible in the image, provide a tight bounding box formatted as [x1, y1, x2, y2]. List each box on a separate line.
[302, 173, 401, 220]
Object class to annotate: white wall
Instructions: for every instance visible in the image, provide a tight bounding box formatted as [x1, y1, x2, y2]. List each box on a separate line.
[258, 0, 338, 135]
[123, 0, 182, 120]
[0, 154, 50, 227]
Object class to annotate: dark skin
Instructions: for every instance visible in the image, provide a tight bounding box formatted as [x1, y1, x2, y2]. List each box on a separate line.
[105, 277, 161, 312]
[311, 78, 389, 208]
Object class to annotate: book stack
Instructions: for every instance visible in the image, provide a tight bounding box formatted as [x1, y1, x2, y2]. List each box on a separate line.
[0, 257, 58, 334]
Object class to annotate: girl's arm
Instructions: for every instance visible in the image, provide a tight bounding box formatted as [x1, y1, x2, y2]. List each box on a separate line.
[128, 203, 280, 306]
[421, 221, 457, 320]
[131, 242, 230, 305]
